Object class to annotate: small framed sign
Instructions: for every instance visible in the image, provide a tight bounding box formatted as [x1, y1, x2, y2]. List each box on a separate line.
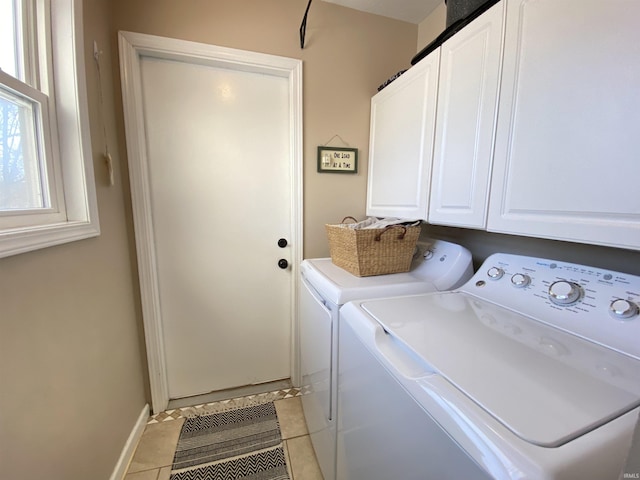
[317, 147, 358, 173]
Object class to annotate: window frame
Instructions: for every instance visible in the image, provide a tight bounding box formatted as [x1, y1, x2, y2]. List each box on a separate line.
[0, 69, 66, 226]
[0, 0, 100, 258]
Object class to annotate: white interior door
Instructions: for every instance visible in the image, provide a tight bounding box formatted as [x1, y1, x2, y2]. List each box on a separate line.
[119, 32, 303, 412]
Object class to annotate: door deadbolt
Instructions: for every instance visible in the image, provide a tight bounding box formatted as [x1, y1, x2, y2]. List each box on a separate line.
[278, 238, 288, 248]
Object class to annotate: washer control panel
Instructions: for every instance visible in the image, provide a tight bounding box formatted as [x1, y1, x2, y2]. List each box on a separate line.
[461, 253, 640, 360]
[548, 280, 583, 306]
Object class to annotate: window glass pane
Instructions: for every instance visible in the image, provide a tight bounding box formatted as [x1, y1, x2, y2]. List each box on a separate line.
[0, 0, 21, 80]
[0, 86, 46, 210]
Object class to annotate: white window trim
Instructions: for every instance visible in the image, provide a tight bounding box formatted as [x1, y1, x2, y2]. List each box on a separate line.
[0, 0, 99, 258]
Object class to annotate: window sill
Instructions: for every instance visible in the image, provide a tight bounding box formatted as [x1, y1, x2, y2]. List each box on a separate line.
[0, 220, 100, 258]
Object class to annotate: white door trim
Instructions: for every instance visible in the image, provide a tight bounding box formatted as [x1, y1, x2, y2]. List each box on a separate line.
[118, 31, 303, 414]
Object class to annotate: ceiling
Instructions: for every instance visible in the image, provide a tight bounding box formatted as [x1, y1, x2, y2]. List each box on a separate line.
[321, 0, 443, 24]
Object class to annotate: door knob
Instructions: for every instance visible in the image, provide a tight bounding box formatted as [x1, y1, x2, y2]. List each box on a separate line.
[278, 259, 289, 269]
[278, 238, 288, 248]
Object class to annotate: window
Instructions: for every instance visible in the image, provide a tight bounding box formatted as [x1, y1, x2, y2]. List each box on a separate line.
[0, 0, 99, 257]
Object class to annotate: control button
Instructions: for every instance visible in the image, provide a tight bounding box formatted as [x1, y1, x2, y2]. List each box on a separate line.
[487, 267, 504, 280]
[548, 281, 583, 305]
[604, 274, 613, 281]
[511, 273, 531, 288]
[609, 299, 639, 320]
[423, 249, 434, 260]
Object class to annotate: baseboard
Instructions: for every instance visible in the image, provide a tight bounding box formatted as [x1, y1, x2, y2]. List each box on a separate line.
[110, 403, 150, 480]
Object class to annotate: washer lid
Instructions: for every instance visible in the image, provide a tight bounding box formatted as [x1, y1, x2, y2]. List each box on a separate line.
[361, 292, 640, 447]
[301, 258, 437, 305]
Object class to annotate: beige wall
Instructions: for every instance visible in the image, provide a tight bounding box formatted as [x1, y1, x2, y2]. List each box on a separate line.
[417, 1, 446, 52]
[111, 0, 418, 258]
[0, 0, 147, 479]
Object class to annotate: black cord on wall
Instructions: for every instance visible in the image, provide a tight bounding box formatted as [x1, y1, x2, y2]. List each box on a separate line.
[300, 0, 313, 48]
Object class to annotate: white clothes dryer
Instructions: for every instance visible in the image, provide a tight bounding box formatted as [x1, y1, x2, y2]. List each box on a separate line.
[337, 253, 640, 479]
[299, 239, 473, 480]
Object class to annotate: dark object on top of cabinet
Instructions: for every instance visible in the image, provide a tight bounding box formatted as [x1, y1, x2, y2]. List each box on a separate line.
[378, 70, 407, 91]
[411, 0, 500, 66]
[446, 0, 495, 27]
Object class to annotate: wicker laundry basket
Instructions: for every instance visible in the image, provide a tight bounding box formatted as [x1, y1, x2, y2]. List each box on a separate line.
[325, 217, 421, 277]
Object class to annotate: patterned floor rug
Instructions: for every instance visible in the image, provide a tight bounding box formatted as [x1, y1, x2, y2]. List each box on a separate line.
[170, 401, 290, 480]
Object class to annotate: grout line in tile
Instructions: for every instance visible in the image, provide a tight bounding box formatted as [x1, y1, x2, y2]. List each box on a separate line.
[283, 439, 295, 480]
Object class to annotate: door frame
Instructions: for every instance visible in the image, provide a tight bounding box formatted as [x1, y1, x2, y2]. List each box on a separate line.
[118, 31, 303, 414]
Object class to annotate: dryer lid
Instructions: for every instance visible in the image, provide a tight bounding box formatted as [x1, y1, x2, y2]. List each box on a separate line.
[300, 239, 472, 305]
[361, 292, 640, 447]
[301, 258, 438, 305]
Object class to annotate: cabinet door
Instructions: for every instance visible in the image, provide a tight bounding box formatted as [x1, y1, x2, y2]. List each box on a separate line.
[428, 2, 504, 228]
[366, 50, 440, 219]
[488, 0, 640, 250]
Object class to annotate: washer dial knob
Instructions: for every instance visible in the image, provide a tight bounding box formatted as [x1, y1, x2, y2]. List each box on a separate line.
[609, 299, 639, 320]
[548, 281, 583, 305]
[511, 273, 531, 288]
[487, 267, 504, 280]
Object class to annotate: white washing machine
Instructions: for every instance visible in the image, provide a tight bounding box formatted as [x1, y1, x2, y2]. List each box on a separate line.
[337, 253, 640, 479]
[299, 239, 473, 480]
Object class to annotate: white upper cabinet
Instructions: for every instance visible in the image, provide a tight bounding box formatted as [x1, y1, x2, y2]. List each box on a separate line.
[488, 0, 640, 249]
[429, 2, 504, 228]
[366, 50, 440, 219]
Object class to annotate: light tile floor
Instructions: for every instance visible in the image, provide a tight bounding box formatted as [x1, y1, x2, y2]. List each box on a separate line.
[124, 395, 323, 480]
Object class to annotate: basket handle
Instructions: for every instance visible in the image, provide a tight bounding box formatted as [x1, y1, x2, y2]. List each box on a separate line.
[340, 216, 358, 224]
[375, 225, 407, 241]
